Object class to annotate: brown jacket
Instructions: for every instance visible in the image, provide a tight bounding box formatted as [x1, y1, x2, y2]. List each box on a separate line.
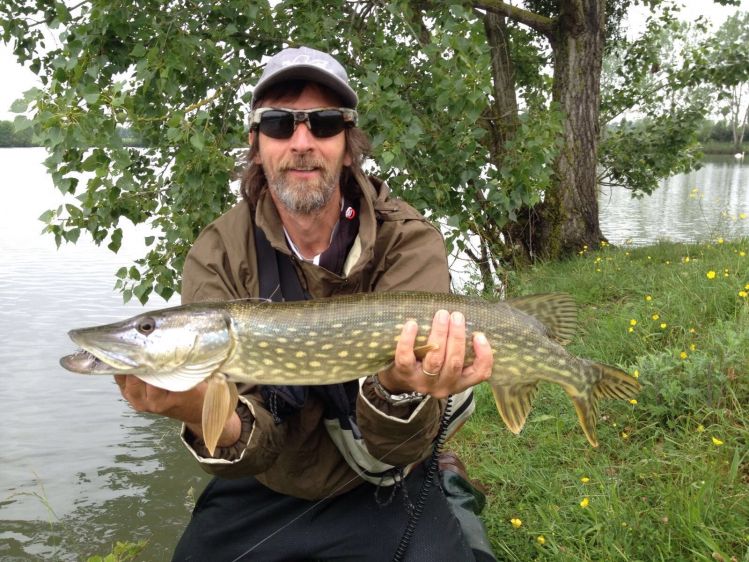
[178, 177, 470, 500]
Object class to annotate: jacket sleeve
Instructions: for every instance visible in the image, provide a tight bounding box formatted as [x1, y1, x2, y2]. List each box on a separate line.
[355, 214, 453, 465]
[179, 225, 289, 477]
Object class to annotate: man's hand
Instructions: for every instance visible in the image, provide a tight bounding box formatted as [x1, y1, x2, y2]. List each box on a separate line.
[114, 375, 241, 448]
[377, 310, 493, 399]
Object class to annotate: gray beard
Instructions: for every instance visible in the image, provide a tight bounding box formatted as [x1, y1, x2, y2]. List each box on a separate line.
[267, 158, 339, 215]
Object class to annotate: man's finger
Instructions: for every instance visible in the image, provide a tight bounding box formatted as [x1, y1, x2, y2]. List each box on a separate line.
[442, 312, 466, 377]
[394, 320, 419, 368]
[422, 310, 449, 376]
[464, 332, 493, 385]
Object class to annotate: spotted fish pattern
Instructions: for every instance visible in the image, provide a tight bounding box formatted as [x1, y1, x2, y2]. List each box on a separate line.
[61, 291, 640, 450]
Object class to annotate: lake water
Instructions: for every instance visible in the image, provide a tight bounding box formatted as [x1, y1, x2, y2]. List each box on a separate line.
[0, 148, 747, 560]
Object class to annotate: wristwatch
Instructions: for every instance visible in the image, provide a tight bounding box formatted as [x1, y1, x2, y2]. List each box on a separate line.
[369, 373, 425, 406]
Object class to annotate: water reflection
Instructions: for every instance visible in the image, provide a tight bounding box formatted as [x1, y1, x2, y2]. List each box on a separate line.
[0, 148, 209, 561]
[600, 155, 749, 246]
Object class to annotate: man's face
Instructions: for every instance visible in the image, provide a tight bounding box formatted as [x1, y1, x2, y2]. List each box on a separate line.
[253, 84, 352, 215]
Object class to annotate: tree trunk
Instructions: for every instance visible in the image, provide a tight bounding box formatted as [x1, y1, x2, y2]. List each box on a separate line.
[483, 11, 520, 149]
[534, 0, 606, 259]
[478, 11, 528, 282]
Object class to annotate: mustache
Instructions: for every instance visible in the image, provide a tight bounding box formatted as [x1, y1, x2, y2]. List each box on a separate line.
[280, 155, 326, 171]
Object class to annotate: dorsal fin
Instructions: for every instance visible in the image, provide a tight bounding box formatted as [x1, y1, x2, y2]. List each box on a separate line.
[505, 293, 577, 345]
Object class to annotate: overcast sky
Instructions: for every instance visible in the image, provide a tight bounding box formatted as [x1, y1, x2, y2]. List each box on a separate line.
[1, 0, 747, 121]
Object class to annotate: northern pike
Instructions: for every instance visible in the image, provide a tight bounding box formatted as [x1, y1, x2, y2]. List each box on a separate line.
[60, 291, 640, 454]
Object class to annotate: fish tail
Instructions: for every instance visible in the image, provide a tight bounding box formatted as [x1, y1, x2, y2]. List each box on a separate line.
[565, 362, 641, 447]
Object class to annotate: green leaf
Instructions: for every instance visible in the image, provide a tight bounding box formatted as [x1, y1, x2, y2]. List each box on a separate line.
[190, 132, 205, 150]
[108, 228, 123, 253]
[38, 209, 55, 223]
[10, 98, 28, 113]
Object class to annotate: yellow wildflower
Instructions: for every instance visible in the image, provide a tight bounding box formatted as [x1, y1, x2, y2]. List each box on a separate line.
[745, 283, 749, 290]
[689, 344, 696, 351]
[621, 432, 629, 440]
[630, 319, 637, 326]
[740, 290, 748, 298]
[697, 424, 705, 433]
[680, 351, 688, 360]
[711, 436, 724, 446]
[580, 477, 590, 483]
[717, 238, 724, 244]
[628, 327, 634, 333]
[689, 327, 696, 334]
[510, 518, 522, 528]
[629, 399, 637, 405]
[660, 323, 667, 329]
[683, 256, 691, 263]
[740, 251, 746, 257]
[739, 213, 747, 219]
[580, 497, 590, 508]
[645, 295, 652, 301]
[652, 313, 660, 320]
[633, 369, 640, 379]
[706, 270, 716, 279]
[536, 535, 546, 545]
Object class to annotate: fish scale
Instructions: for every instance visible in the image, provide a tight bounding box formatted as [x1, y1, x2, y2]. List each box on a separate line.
[61, 291, 640, 453]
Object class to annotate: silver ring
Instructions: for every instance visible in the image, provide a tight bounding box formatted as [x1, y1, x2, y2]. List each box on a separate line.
[422, 368, 439, 377]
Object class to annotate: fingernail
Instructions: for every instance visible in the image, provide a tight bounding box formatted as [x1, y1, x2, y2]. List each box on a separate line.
[451, 311, 464, 326]
[475, 332, 487, 345]
[436, 310, 449, 324]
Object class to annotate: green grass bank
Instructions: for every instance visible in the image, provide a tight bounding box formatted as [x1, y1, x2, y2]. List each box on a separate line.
[456, 238, 749, 562]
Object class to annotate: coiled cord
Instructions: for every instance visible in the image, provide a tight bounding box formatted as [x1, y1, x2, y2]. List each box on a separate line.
[391, 396, 453, 562]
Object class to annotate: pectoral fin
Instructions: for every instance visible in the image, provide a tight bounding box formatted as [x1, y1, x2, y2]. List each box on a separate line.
[202, 373, 239, 456]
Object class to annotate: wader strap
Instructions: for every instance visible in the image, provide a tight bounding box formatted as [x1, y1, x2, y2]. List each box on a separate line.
[254, 225, 308, 302]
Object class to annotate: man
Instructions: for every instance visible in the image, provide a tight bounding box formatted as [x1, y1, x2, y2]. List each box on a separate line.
[116, 46, 496, 561]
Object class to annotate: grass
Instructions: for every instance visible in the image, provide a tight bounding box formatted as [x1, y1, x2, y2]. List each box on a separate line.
[454, 238, 749, 561]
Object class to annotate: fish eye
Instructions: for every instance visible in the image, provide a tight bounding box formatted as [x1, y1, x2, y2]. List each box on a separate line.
[137, 317, 156, 335]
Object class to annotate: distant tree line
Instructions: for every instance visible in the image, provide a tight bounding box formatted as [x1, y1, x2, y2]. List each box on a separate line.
[697, 119, 748, 148]
[0, 121, 143, 147]
[0, 120, 34, 146]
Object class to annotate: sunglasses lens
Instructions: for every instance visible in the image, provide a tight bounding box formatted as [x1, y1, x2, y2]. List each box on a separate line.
[256, 109, 349, 139]
[308, 110, 346, 138]
[258, 110, 295, 139]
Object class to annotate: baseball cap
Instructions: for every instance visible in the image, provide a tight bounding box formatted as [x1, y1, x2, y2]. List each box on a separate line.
[251, 46, 358, 109]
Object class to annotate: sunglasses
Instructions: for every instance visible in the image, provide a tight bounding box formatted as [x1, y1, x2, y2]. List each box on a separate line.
[249, 107, 358, 139]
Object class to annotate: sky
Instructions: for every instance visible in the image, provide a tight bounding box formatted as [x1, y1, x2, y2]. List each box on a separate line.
[1, 0, 747, 121]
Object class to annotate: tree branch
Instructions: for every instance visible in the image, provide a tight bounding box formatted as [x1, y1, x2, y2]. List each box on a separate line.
[471, 0, 555, 39]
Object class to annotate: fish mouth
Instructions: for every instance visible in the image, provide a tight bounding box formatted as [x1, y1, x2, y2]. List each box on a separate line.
[60, 349, 119, 374]
[65, 329, 140, 372]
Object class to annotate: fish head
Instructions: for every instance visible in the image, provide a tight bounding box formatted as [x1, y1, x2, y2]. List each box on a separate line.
[63, 304, 233, 391]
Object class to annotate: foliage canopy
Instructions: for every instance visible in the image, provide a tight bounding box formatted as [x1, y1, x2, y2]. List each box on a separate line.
[1, 0, 746, 300]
